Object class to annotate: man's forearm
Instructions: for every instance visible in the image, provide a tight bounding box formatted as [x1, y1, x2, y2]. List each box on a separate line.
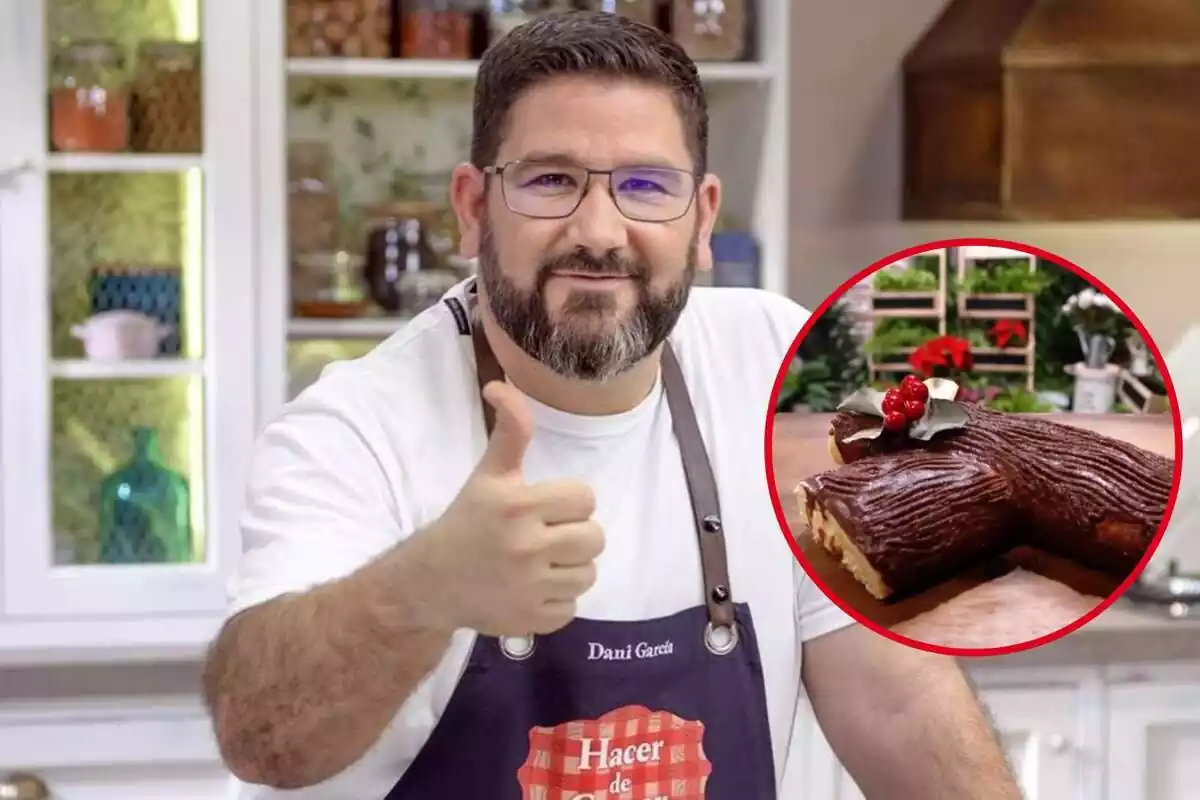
[848, 658, 1021, 800]
[202, 528, 455, 790]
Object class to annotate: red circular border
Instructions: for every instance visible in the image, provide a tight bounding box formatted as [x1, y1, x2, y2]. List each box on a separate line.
[764, 236, 1185, 658]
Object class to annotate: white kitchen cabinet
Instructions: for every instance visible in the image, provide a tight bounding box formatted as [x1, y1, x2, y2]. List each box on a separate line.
[798, 679, 1099, 799]
[1106, 681, 1200, 800]
[983, 686, 1092, 800]
[0, 0, 257, 664]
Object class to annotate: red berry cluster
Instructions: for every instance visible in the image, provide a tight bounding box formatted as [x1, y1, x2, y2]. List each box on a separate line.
[882, 375, 930, 432]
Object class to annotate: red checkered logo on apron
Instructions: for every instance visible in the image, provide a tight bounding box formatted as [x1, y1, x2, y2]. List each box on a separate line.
[516, 704, 712, 799]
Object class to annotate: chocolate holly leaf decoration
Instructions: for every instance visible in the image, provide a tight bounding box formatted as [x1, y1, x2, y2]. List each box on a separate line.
[924, 378, 959, 401]
[843, 425, 885, 443]
[908, 398, 969, 441]
[836, 388, 886, 416]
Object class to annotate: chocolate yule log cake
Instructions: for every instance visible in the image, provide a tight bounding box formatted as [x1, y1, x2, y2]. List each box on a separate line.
[797, 376, 1175, 602]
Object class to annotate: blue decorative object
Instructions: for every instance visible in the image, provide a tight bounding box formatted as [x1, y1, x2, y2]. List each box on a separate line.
[89, 265, 183, 356]
[710, 232, 760, 288]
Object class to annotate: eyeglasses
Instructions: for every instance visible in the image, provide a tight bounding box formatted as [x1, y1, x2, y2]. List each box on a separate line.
[482, 160, 699, 223]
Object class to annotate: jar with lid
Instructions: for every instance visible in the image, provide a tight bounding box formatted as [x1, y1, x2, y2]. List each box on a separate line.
[361, 202, 461, 316]
[399, 0, 476, 59]
[292, 250, 370, 318]
[287, 142, 341, 256]
[50, 39, 130, 153]
[286, 0, 391, 58]
[131, 41, 202, 154]
[670, 0, 748, 62]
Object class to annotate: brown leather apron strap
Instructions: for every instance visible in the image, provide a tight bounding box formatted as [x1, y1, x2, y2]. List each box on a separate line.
[659, 344, 735, 632]
[463, 283, 737, 641]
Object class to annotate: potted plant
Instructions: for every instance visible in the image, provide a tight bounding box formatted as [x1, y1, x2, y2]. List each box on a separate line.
[907, 334, 974, 394]
[1061, 287, 1126, 413]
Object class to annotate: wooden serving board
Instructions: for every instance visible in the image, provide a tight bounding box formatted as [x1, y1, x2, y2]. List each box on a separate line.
[773, 412, 1176, 646]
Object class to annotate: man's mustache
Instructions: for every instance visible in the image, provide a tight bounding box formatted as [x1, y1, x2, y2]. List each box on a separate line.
[538, 250, 647, 281]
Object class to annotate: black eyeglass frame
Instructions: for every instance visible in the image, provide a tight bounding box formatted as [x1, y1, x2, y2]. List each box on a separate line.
[481, 159, 701, 223]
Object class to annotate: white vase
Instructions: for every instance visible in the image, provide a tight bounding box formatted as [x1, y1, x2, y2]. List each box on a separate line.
[1071, 363, 1120, 414]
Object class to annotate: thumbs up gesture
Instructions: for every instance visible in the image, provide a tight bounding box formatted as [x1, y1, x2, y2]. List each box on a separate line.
[433, 381, 605, 638]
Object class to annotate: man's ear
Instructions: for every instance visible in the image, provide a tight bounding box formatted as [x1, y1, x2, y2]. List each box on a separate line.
[450, 163, 486, 258]
[693, 174, 722, 274]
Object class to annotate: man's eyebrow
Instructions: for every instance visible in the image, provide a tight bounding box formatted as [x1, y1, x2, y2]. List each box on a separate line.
[511, 151, 689, 171]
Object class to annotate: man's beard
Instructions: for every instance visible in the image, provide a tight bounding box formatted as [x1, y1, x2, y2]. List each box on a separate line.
[477, 219, 696, 381]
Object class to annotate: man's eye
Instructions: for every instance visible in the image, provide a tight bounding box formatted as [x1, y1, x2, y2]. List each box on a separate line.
[525, 172, 577, 188]
[619, 177, 668, 194]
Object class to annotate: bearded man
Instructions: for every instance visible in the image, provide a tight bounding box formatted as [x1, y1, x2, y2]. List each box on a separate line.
[202, 11, 1023, 800]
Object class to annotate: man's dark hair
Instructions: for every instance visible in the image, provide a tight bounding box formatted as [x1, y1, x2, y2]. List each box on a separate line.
[471, 11, 708, 175]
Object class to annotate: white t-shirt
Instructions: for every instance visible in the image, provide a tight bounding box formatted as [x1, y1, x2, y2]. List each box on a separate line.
[229, 281, 855, 798]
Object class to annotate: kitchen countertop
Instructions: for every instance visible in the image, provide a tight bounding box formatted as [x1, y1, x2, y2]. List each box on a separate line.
[772, 411, 1183, 654]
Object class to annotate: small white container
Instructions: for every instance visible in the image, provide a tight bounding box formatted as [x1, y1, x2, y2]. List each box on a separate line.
[1068, 362, 1120, 414]
[70, 310, 173, 360]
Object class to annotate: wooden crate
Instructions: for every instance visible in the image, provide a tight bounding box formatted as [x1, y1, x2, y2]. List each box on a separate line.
[902, 0, 1200, 221]
[955, 248, 1037, 391]
[865, 249, 948, 381]
[869, 291, 943, 319]
[1117, 369, 1171, 414]
[959, 293, 1034, 320]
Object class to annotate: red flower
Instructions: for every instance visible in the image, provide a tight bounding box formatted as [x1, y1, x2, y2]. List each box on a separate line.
[989, 320, 1027, 349]
[908, 335, 973, 378]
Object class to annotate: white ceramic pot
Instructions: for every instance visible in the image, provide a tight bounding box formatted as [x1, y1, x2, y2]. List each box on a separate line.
[70, 311, 173, 360]
[1070, 362, 1120, 414]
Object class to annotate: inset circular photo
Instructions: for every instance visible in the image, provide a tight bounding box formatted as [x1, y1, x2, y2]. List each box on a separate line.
[767, 238, 1182, 656]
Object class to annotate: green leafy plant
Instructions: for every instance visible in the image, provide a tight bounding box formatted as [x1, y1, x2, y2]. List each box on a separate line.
[776, 300, 866, 412]
[777, 359, 838, 412]
[987, 387, 1053, 413]
[960, 260, 1050, 294]
[864, 320, 938, 358]
[874, 267, 939, 292]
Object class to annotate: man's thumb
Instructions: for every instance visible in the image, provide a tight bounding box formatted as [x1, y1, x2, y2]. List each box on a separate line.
[478, 381, 532, 477]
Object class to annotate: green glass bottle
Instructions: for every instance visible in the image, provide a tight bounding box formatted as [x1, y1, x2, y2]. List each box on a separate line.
[97, 426, 192, 564]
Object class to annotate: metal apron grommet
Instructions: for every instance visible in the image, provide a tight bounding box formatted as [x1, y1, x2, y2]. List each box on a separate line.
[703, 622, 739, 656]
[499, 634, 536, 661]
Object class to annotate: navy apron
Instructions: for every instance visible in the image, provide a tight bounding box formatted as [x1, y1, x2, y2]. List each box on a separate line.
[385, 290, 777, 799]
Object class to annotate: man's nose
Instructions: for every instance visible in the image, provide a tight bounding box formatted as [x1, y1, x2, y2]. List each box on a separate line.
[567, 181, 630, 253]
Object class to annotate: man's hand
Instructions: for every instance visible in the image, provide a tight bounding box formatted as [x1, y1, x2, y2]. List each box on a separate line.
[427, 380, 605, 636]
[802, 625, 1023, 799]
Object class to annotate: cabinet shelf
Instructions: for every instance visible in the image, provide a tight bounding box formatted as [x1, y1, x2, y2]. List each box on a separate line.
[288, 316, 410, 340]
[44, 154, 204, 174]
[287, 57, 774, 83]
[49, 359, 205, 380]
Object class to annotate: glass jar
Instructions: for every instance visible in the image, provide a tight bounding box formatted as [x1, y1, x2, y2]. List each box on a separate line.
[131, 41, 203, 154]
[287, 0, 392, 58]
[50, 39, 130, 153]
[362, 202, 460, 316]
[671, 0, 748, 62]
[287, 141, 341, 256]
[292, 250, 369, 317]
[400, 0, 473, 59]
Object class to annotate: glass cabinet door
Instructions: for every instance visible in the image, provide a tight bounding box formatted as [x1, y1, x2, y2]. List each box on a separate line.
[0, 0, 256, 620]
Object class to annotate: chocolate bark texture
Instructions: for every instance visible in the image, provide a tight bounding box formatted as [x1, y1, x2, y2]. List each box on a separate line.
[821, 404, 1174, 581]
[799, 449, 1016, 600]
